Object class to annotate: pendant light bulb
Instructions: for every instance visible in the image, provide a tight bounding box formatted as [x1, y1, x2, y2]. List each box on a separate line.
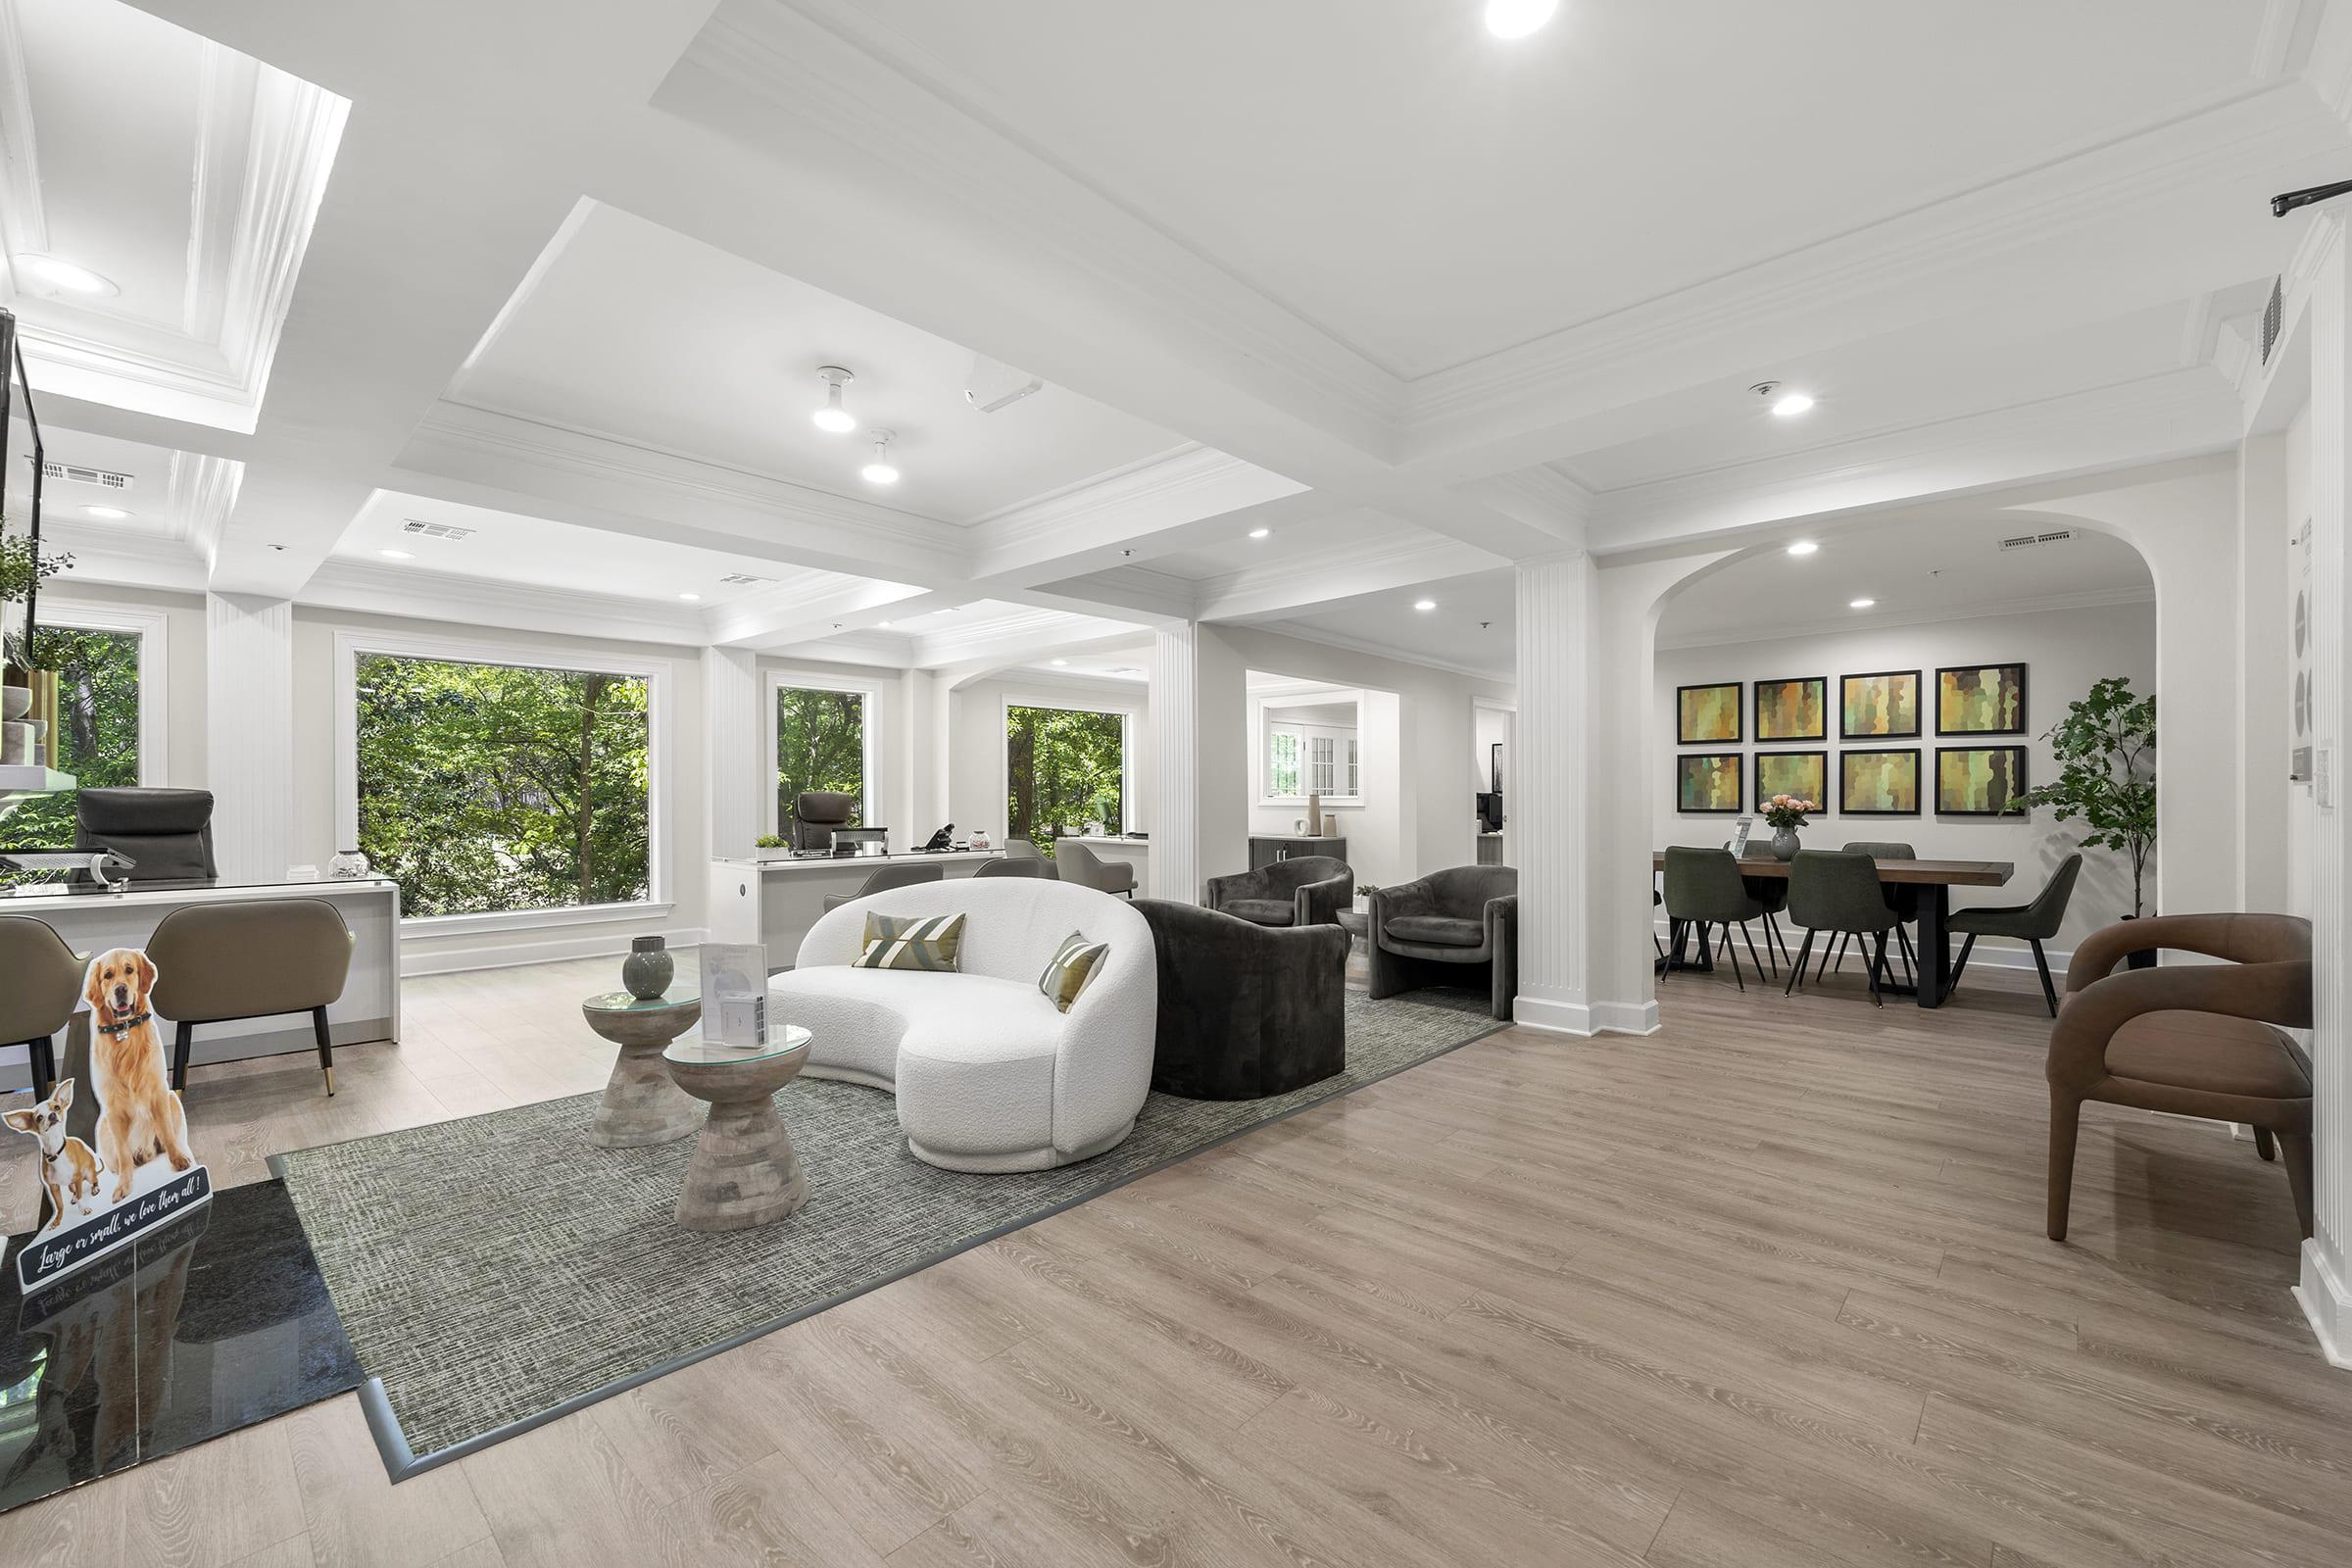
[860, 430, 901, 485]
[811, 367, 857, 433]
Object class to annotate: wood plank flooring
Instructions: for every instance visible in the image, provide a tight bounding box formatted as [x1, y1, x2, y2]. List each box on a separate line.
[3, 952, 2348, 1566]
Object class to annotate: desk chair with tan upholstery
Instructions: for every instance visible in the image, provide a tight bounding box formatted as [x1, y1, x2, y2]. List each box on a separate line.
[821, 862, 945, 911]
[2046, 913, 2313, 1242]
[1054, 839, 1137, 898]
[146, 899, 355, 1096]
[0, 917, 86, 1101]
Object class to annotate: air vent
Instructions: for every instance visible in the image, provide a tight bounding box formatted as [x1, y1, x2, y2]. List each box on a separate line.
[1997, 529, 2076, 553]
[2263, 274, 2284, 366]
[400, 519, 474, 541]
[40, 462, 133, 491]
[716, 572, 775, 586]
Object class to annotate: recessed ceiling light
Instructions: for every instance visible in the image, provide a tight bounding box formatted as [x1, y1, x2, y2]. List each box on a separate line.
[378, 548, 413, 560]
[1249, 527, 1271, 539]
[1772, 391, 1816, 417]
[1052, 659, 1070, 666]
[1484, 0, 1558, 40]
[678, 591, 702, 601]
[1414, 599, 1438, 612]
[876, 619, 893, 628]
[811, 366, 856, 433]
[81, 504, 132, 520]
[1848, 598, 1876, 610]
[1786, 540, 1819, 557]
[860, 430, 900, 485]
[17, 254, 118, 296]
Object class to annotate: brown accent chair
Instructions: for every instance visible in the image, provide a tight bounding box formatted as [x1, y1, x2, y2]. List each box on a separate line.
[789, 790, 858, 852]
[1367, 865, 1517, 1019]
[147, 899, 356, 1096]
[0, 917, 86, 1100]
[1203, 855, 1351, 928]
[2046, 913, 2313, 1242]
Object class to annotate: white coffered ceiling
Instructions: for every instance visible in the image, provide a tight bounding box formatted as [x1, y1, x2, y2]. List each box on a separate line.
[13, 0, 2350, 680]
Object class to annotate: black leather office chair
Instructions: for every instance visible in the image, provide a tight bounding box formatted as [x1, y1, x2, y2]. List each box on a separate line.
[789, 790, 857, 852]
[74, 787, 218, 881]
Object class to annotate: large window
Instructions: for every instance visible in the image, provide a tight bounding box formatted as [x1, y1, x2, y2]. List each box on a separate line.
[355, 653, 651, 918]
[0, 624, 139, 884]
[1006, 704, 1126, 850]
[775, 685, 866, 833]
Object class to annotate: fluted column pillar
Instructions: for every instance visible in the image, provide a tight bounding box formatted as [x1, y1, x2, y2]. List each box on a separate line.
[204, 592, 294, 882]
[1148, 620, 1246, 902]
[703, 646, 761, 858]
[1511, 554, 1602, 1032]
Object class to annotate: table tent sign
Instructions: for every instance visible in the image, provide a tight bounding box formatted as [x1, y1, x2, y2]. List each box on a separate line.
[6, 947, 212, 1295]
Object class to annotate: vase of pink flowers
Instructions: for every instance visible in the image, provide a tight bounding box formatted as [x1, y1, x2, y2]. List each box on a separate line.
[1760, 792, 1819, 860]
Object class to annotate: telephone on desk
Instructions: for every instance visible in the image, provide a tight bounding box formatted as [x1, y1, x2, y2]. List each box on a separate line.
[920, 824, 955, 852]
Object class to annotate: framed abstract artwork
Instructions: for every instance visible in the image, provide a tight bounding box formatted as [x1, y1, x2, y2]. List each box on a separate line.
[1754, 750, 1826, 807]
[1754, 676, 1827, 742]
[1839, 748, 1921, 815]
[1839, 669, 1921, 739]
[1676, 753, 1743, 813]
[1935, 663, 2028, 735]
[1677, 682, 1741, 745]
[1936, 745, 2029, 815]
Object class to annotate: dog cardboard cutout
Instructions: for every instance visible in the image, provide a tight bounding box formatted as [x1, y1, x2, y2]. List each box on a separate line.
[8, 947, 212, 1294]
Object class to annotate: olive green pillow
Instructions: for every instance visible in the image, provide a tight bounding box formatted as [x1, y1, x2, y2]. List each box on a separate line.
[854, 911, 965, 971]
[1037, 931, 1109, 1013]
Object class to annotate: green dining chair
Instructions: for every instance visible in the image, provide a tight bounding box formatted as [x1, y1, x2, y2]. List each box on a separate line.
[1784, 850, 1900, 1006]
[1946, 853, 2082, 1016]
[1661, 847, 1770, 990]
[1823, 840, 1921, 985]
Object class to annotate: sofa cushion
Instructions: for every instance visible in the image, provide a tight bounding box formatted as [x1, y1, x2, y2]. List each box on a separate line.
[855, 911, 965, 971]
[1224, 899, 1296, 926]
[1037, 931, 1109, 1013]
[1386, 914, 1485, 948]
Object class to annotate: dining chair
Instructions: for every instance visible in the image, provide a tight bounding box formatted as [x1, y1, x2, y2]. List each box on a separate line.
[2046, 913, 2311, 1240]
[1830, 840, 1922, 985]
[1784, 850, 1899, 1005]
[1947, 853, 2082, 1016]
[0, 917, 86, 1100]
[1724, 841, 1792, 968]
[1661, 848, 1769, 990]
[147, 899, 355, 1095]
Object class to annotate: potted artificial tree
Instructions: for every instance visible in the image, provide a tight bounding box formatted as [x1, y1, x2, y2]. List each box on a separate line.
[2013, 675, 2157, 967]
[2, 531, 70, 751]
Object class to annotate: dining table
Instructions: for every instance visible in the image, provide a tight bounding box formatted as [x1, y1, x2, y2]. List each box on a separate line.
[1651, 851, 2014, 1008]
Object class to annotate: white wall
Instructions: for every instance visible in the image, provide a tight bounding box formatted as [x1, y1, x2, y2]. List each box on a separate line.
[947, 672, 1151, 844]
[1654, 599, 2157, 962]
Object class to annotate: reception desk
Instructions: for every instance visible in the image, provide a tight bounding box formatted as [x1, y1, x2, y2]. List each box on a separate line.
[0, 877, 402, 1092]
[708, 852, 1004, 969]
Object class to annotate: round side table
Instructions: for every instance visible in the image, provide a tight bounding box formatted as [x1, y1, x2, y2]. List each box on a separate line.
[662, 1026, 814, 1233]
[581, 991, 703, 1149]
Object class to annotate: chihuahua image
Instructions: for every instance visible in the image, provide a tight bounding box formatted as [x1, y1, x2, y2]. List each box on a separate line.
[4, 1078, 106, 1235]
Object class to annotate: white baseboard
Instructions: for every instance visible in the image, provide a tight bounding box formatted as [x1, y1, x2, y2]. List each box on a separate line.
[401, 925, 709, 978]
[2296, 1239, 2352, 1371]
[1511, 995, 1659, 1038]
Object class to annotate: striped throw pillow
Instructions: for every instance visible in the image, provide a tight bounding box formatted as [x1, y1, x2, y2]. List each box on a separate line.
[854, 911, 966, 972]
[1037, 931, 1109, 1013]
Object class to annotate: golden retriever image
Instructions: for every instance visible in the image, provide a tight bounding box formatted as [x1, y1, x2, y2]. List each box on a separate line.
[83, 948, 195, 1202]
[4, 1078, 105, 1233]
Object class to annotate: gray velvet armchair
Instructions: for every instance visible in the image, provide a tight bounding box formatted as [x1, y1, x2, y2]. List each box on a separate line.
[1367, 864, 1517, 1019]
[1134, 900, 1348, 1099]
[1203, 855, 1351, 928]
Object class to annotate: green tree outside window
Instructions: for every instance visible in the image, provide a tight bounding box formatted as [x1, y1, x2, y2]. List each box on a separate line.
[776, 687, 865, 834]
[356, 654, 650, 917]
[0, 625, 139, 887]
[1006, 705, 1125, 857]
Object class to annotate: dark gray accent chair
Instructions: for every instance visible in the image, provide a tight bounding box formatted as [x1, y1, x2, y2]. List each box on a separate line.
[821, 862, 945, 911]
[1203, 855, 1350, 929]
[789, 790, 857, 852]
[1783, 849, 1900, 1006]
[74, 787, 218, 881]
[1134, 900, 1348, 1099]
[1661, 847, 1770, 990]
[1366, 865, 1517, 1019]
[1948, 852, 2082, 1016]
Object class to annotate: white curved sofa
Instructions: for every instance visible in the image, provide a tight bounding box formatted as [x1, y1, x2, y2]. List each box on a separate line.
[768, 878, 1156, 1172]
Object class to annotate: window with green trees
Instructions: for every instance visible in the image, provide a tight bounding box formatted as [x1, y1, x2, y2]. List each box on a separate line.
[355, 653, 652, 918]
[0, 625, 140, 887]
[1006, 704, 1126, 854]
[776, 686, 866, 833]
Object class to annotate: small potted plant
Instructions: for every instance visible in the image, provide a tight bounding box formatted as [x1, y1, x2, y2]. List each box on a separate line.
[1761, 792, 1820, 861]
[753, 833, 793, 861]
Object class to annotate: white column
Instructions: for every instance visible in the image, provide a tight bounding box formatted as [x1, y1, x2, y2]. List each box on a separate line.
[1511, 553, 1604, 1034]
[1147, 620, 1247, 902]
[703, 646, 761, 858]
[2299, 221, 2352, 1366]
[204, 592, 294, 882]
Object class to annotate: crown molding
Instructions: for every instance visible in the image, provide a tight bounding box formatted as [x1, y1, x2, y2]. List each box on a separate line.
[1245, 619, 1512, 685]
[39, 522, 209, 594]
[965, 443, 1307, 580]
[1656, 584, 2156, 652]
[167, 450, 244, 567]
[299, 559, 707, 647]
[1195, 534, 1507, 623]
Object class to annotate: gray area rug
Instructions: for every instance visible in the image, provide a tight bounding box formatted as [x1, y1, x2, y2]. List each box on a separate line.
[276, 987, 1502, 1473]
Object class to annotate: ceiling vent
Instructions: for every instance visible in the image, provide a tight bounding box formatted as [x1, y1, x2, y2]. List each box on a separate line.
[40, 461, 133, 491]
[1997, 529, 2075, 553]
[400, 519, 474, 541]
[716, 572, 775, 586]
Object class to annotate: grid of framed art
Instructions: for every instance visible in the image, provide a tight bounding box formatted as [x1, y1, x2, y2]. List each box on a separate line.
[1673, 663, 2030, 817]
